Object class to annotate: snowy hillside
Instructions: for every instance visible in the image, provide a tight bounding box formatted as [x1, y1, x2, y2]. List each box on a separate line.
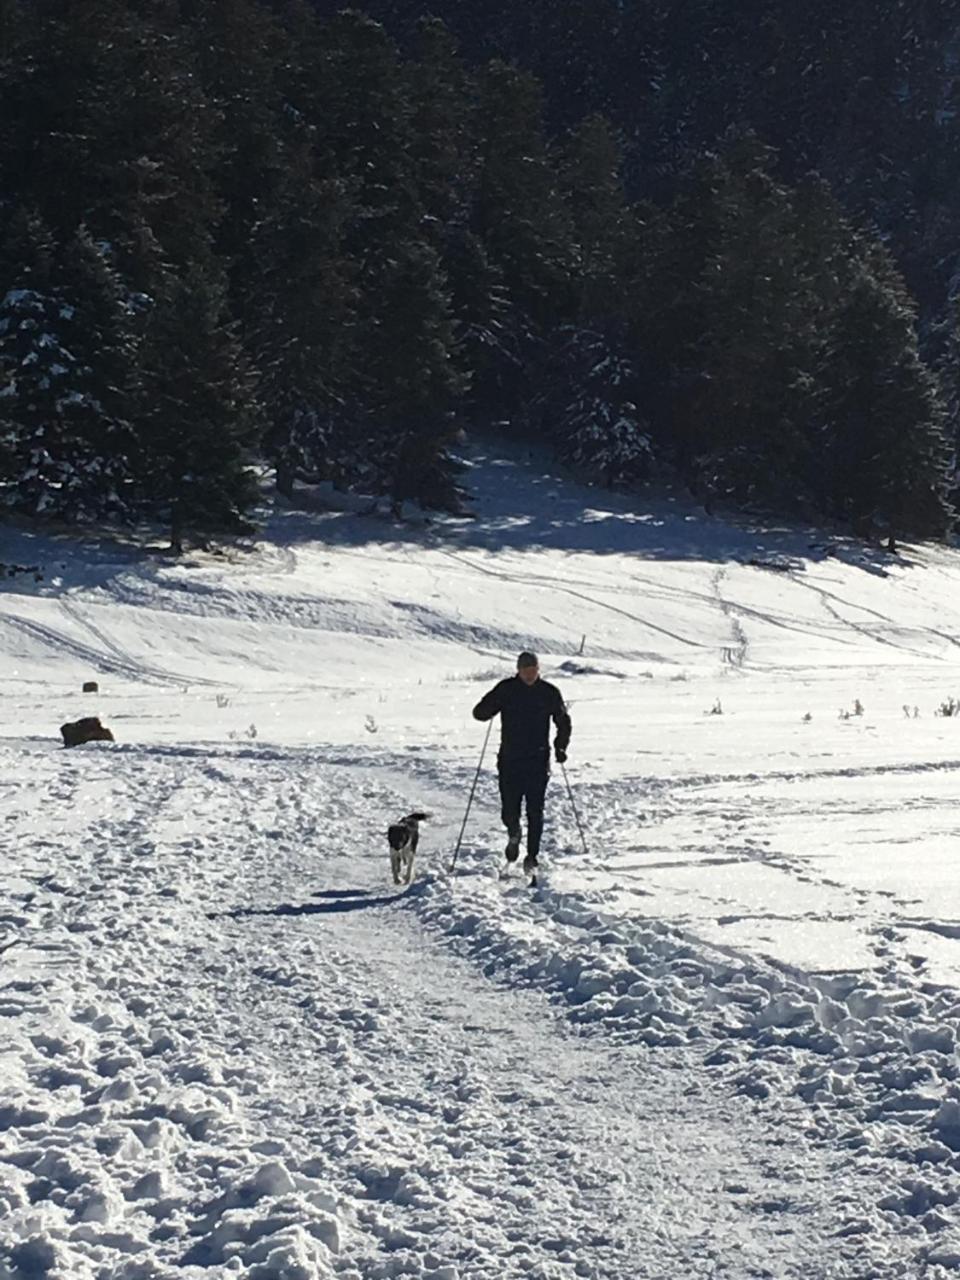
[6, 440, 960, 1277]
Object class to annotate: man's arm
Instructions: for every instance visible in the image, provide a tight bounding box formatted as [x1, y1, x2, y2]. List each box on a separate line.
[551, 687, 572, 753]
[473, 680, 506, 721]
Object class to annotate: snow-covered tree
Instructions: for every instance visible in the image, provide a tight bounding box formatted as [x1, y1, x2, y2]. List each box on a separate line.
[473, 61, 576, 332]
[544, 327, 653, 488]
[824, 243, 954, 542]
[139, 265, 260, 552]
[0, 213, 138, 520]
[360, 238, 467, 512]
[560, 113, 633, 324]
[243, 156, 355, 498]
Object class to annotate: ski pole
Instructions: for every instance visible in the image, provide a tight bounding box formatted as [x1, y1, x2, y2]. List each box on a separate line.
[450, 721, 492, 873]
[561, 760, 588, 857]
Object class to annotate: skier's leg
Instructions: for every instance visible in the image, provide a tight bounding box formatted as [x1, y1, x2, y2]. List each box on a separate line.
[523, 768, 549, 874]
[498, 768, 522, 861]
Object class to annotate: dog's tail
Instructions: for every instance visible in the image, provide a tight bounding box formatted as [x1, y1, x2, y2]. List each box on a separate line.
[405, 811, 431, 823]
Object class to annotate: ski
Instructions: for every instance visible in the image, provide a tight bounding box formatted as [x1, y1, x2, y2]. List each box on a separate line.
[499, 864, 538, 888]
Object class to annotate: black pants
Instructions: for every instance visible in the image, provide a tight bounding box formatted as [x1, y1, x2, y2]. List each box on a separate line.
[498, 757, 549, 860]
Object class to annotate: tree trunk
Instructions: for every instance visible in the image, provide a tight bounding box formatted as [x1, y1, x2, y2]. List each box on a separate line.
[170, 501, 184, 556]
[275, 458, 296, 499]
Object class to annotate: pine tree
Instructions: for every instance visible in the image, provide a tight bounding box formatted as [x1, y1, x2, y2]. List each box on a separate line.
[529, 0, 622, 131]
[936, 292, 960, 503]
[691, 137, 826, 509]
[308, 10, 418, 240]
[642, 136, 832, 510]
[362, 238, 467, 513]
[139, 266, 260, 552]
[402, 23, 517, 431]
[638, 146, 735, 473]
[304, 11, 465, 509]
[465, 60, 578, 429]
[406, 18, 474, 239]
[0, 212, 139, 520]
[443, 228, 512, 425]
[0, 211, 69, 515]
[544, 327, 653, 488]
[560, 114, 633, 324]
[473, 60, 576, 332]
[243, 151, 356, 497]
[824, 242, 953, 542]
[52, 225, 141, 518]
[0, 1, 220, 292]
[184, 0, 291, 288]
[401, 18, 482, 440]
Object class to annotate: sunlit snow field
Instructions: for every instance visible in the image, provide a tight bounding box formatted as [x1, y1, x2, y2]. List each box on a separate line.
[7, 441, 960, 981]
[7, 440, 960, 1277]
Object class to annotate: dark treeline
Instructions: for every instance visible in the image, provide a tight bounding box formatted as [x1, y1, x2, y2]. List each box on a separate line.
[0, 1, 957, 549]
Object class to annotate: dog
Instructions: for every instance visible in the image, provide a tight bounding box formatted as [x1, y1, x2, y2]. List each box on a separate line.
[387, 811, 430, 885]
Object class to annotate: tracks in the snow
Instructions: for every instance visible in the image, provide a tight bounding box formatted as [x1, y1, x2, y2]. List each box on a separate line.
[0, 599, 223, 688]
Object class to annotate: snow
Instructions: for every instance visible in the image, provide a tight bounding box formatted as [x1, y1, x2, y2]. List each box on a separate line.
[6, 437, 960, 1275]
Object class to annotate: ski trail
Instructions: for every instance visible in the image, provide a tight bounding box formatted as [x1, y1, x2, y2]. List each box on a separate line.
[211, 888, 863, 1280]
[0, 738, 948, 1277]
[434, 548, 706, 650]
[785, 571, 954, 661]
[0, 606, 222, 688]
[59, 594, 225, 688]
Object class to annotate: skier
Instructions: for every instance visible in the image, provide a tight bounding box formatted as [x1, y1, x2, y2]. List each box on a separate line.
[472, 652, 572, 884]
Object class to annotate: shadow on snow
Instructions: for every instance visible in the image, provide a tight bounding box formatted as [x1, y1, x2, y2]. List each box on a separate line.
[266, 439, 911, 576]
[212, 887, 410, 920]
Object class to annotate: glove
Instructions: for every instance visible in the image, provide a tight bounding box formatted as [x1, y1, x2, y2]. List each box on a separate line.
[554, 746, 567, 764]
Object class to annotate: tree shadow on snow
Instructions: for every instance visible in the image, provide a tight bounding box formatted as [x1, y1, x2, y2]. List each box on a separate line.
[266, 437, 911, 575]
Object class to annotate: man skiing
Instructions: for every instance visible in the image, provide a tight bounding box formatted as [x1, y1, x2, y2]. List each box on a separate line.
[472, 652, 572, 885]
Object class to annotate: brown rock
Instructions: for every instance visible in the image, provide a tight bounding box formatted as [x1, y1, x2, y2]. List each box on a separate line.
[60, 717, 115, 748]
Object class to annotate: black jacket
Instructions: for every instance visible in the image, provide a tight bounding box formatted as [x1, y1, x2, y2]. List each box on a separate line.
[473, 676, 571, 767]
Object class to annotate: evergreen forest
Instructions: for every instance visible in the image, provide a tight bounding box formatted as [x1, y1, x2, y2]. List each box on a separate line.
[1, 0, 959, 547]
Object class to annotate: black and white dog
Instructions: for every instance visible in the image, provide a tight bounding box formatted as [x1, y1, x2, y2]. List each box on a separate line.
[387, 811, 430, 885]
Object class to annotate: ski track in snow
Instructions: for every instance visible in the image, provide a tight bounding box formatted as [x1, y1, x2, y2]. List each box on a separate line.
[0, 606, 222, 691]
[0, 742, 940, 1280]
[432, 548, 707, 653]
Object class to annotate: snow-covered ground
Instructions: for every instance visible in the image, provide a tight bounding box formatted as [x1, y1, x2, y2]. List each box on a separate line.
[6, 440, 960, 1276]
